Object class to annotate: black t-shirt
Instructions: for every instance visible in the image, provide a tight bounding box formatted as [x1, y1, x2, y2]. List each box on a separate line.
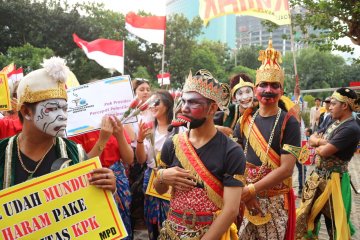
[233, 110, 300, 166]
[328, 119, 360, 161]
[15, 146, 57, 184]
[161, 130, 246, 187]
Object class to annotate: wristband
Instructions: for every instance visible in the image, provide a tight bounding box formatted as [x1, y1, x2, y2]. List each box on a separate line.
[248, 183, 256, 197]
[137, 140, 144, 144]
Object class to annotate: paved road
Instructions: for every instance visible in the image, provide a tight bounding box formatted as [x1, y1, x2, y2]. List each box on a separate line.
[133, 154, 360, 239]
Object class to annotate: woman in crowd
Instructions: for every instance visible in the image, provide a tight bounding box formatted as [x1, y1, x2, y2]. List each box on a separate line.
[124, 78, 152, 233]
[135, 90, 179, 240]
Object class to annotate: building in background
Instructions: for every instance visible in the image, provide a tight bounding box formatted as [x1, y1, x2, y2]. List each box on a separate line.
[166, 0, 236, 49]
[166, 1, 309, 54]
[237, 6, 308, 55]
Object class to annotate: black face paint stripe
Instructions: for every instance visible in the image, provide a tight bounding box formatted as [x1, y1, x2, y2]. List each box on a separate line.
[43, 114, 66, 132]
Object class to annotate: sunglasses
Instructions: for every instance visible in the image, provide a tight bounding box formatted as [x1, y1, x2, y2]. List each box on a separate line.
[154, 99, 161, 107]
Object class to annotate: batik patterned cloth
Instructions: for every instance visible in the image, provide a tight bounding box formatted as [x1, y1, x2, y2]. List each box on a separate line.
[110, 161, 132, 240]
[159, 187, 219, 239]
[143, 167, 170, 240]
[239, 194, 288, 240]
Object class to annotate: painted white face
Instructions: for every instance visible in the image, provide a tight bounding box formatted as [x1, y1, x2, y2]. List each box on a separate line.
[33, 99, 68, 137]
[235, 86, 254, 109]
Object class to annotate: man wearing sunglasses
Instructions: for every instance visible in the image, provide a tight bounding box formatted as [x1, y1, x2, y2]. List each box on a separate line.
[154, 70, 246, 239]
[235, 40, 301, 240]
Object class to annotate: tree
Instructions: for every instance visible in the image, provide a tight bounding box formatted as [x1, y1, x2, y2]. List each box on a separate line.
[229, 65, 256, 84]
[282, 48, 347, 97]
[165, 14, 203, 88]
[290, 0, 360, 54]
[235, 45, 262, 70]
[190, 41, 230, 82]
[0, 43, 53, 74]
[0, 0, 105, 56]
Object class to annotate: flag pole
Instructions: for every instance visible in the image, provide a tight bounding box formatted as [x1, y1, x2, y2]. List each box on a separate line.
[289, 21, 300, 102]
[161, 43, 165, 87]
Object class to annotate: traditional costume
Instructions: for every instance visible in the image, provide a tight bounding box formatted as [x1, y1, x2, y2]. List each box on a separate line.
[296, 88, 360, 240]
[214, 77, 255, 130]
[158, 70, 246, 239]
[0, 57, 86, 189]
[235, 40, 302, 240]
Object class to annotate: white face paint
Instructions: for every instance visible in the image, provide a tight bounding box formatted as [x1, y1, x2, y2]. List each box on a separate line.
[235, 86, 254, 109]
[33, 99, 68, 137]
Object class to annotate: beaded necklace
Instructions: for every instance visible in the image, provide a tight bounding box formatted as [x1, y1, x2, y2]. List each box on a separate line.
[244, 108, 282, 182]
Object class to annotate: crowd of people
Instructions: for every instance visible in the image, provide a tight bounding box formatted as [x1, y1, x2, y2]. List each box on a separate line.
[0, 40, 359, 240]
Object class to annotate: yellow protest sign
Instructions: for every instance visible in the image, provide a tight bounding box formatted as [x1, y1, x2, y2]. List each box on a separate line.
[0, 157, 127, 240]
[199, 0, 291, 26]
[0, 73, 11, 111]
[145, 170, 171, 201]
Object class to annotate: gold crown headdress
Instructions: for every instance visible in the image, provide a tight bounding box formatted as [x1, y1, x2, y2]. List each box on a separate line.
[183, 69, 230, 114]
[17, 57, 69, 109]
[231, 77, 255, 98]
[256, 39, 285, 87]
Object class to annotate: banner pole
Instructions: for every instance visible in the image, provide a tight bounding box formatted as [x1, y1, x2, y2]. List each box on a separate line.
[289, 23, 300, 101]
[161, 43, 165, 86]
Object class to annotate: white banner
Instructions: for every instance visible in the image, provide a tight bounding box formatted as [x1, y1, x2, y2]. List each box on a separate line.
[66, 76, 136, 136]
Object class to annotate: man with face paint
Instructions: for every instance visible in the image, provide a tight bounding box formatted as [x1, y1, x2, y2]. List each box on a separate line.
[154, 70, 246, 239]
[0, 57, 116, 193]
[234, 40, 301, 240]
[296, 88, 360, 240]
[214, 73, 255, 136]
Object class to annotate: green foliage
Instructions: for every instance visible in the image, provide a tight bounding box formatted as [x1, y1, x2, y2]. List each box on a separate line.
[229, 65, 256, 84]
[235, 45, 262, 70]
[301, 111, 310, 128]
[132, 66, 151, 80]
[66, 49, 110, 84]
[0, 0, 104, 56]
[290, 0, 360, 56]
[165, 14, 203, 88]
[303, 94, 315, 108]
[282, 48, 357, 97]
[0, 43, 53, 73]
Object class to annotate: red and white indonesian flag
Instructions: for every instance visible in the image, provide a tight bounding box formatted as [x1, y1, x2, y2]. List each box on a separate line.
[7, 67, 23, 83]
[125, 12, 166, 45]
[157, 73, 170, 85]
[73, 33, 124, 73]
[7, 67, 23, 95]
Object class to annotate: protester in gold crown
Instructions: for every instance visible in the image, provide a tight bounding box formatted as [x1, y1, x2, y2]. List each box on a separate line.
[0, 57, 115, 192]
[234, 40, 301, 240]
[296, 87, 360, 240]
[154, 69, 246, 239]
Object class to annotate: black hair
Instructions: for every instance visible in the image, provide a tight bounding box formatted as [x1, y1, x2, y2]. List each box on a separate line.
[229, 73, 253, 89]
[154, 90, 174, 127]
[18, 102, 37, 123]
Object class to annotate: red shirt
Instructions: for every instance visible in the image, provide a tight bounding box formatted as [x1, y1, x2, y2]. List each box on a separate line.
[0, 115, 22, 139]
[69, 130, 131, 167]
